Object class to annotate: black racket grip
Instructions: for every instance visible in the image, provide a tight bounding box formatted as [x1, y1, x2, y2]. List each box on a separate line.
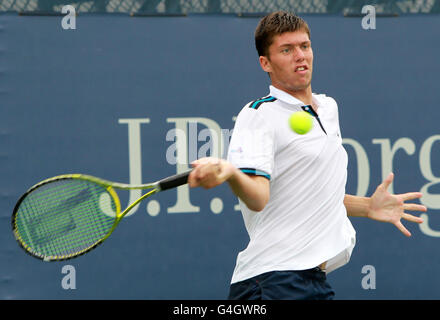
[158, 170, 192, 191]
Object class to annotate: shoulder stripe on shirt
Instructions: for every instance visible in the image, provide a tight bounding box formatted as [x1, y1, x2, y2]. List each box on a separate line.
[239, 168, 271, 180]
[249, 96, 277, 110]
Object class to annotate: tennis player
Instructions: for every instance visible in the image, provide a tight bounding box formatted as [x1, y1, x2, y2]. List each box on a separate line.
[188, 11, 427, 300]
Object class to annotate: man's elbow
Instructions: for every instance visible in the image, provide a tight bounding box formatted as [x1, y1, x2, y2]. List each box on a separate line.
[249, 204, 266, 212]
[247, 197, 269, 212]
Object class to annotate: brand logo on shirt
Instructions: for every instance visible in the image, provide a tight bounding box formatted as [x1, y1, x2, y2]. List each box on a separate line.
[230, 146, 243, 153]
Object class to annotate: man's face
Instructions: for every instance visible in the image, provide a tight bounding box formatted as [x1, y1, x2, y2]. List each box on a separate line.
[259, 31, 313, 93]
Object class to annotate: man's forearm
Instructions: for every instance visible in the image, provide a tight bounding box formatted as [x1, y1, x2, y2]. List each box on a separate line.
[227, 169, 270, 212]
[344, 194, 371, 218]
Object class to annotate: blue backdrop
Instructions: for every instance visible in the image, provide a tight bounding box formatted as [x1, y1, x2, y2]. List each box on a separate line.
[1, 13, 439, 299]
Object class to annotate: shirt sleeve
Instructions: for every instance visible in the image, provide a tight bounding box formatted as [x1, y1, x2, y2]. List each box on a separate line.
[227, 106, 275, 180]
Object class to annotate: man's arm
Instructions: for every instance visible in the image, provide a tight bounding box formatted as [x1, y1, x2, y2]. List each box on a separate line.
[344, 173, 427, 237]
[188, 157, 270, 212]
[344, 195, 370, 218]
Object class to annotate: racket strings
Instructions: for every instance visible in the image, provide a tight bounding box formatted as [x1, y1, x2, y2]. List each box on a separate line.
[18, 182, 112, 256]
[14, 179, 117, 259]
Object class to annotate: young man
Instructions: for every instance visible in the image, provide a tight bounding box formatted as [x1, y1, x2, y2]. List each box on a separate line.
[188, 11, 427, 300]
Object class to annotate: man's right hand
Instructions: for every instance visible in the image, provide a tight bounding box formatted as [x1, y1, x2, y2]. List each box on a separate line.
[188, 157, 237, 189]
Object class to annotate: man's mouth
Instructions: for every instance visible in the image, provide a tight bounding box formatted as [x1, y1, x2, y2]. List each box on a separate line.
[295, 66, 308, 72]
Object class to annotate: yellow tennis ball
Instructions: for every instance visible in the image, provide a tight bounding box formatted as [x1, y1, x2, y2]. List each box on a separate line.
[289, 111, 313, 134]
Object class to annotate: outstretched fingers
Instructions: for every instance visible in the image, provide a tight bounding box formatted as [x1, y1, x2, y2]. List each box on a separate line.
[403, 202, 427, 213]
[381, 172, 394, 190]
[399, 192, 423, 202]
[402, 213, 424, 224]
[395, 220, 411, 237]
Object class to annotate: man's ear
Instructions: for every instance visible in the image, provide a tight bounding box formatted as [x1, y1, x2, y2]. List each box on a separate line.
[259, 55, 272, 73]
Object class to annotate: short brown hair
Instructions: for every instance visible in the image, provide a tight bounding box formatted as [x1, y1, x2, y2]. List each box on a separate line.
[255, 11, 311, 57]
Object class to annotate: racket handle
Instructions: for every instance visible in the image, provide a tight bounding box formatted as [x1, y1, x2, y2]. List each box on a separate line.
[158, 170, 192, 191]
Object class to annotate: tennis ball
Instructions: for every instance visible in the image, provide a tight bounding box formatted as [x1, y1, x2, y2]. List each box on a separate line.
[288, 111, 313, 134]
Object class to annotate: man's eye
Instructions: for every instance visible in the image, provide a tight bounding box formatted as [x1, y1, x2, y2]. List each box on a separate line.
[282, 48, 290, 53]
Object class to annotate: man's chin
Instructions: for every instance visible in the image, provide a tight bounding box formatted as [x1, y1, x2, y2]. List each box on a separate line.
[290, 81, 312, 92]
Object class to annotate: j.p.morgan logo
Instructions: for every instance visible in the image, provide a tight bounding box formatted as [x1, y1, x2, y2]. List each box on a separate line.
[118, 117, 440, 237]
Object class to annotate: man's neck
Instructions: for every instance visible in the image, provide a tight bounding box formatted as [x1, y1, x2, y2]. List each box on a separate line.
[272, 83, 313, 106]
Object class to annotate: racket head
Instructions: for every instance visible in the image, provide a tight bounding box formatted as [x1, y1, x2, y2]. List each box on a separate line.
[12, 174, 122, 261]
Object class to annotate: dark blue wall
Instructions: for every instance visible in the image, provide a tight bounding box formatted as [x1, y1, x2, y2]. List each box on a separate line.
[1, 13, 439, 299]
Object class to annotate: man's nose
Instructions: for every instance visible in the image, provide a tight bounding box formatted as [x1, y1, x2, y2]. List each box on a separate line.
[293, 46, 305, 61]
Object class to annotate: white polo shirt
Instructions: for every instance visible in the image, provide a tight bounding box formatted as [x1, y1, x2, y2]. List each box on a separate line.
[227, 85, 356, 284]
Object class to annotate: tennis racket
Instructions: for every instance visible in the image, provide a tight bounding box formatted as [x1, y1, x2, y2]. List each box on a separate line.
[12, 171, 191, 261]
